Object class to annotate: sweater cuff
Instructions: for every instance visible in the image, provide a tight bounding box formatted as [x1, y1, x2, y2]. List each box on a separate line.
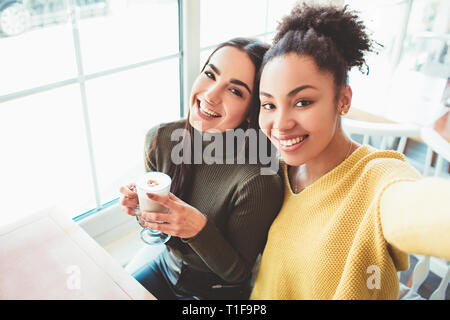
[181, 219, 216, 245]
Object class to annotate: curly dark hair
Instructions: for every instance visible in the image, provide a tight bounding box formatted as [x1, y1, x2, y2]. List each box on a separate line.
[263, 2, 378, 100]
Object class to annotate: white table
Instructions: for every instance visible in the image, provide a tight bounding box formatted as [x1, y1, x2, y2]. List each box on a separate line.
[0, 207, 155, 300]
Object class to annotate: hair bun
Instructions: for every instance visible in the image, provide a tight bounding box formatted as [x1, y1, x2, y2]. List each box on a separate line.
[274, 3, 375, 71]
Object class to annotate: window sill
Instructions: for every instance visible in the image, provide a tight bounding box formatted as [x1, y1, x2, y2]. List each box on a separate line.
[77, 203, 144, 267]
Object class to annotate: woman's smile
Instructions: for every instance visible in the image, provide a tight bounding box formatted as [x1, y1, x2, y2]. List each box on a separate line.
[273, 133, 309, 152]
[195, 99, 222, 120]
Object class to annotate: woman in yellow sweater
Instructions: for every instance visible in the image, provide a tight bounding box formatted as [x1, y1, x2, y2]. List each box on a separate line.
[251, 3, 450, 300]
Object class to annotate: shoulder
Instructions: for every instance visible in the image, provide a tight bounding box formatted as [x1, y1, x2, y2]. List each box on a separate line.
[233, 163, 284, 197]
[229, 166, 284, 215]
[145, 119, 187, 149]
[144, 119, 187, 171]
[350, 145, 421, 187]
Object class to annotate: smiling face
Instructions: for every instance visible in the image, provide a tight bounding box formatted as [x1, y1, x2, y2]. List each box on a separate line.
[188, 46, 255, 132]
[258, 53, 351, 166]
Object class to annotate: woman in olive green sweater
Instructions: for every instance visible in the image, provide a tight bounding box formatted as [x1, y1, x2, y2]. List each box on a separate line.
[119, 38, 283, 300]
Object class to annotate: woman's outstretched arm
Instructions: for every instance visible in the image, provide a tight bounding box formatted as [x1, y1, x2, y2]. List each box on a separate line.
[380, 177, 450, 260]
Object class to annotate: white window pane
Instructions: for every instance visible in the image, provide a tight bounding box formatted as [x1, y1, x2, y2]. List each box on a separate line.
[78, 0, 179, 74]
[0, 4, 76, 96]
[346, 0, 449, 124]
[344, 0, 411, 116]
[85, 58, 180, 205]
[265, 0, 298, 33]
[400, 0, 449, 78]
[200, 0, 268, 48]
[0, 85, 96, 226]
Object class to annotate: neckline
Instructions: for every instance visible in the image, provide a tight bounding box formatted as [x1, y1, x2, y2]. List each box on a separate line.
[285, 144, 370, 196]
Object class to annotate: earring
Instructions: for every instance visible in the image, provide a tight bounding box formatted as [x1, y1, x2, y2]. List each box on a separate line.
[341, 110, 347, 115]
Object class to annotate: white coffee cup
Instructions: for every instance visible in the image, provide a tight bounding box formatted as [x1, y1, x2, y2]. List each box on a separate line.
[136, 172, 172, 213]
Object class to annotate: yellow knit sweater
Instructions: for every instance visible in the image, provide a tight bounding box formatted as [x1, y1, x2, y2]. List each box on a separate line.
[250, 145, 450, 300]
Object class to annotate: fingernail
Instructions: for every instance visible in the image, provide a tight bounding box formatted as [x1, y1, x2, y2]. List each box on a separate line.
[146, 193, 154, 199]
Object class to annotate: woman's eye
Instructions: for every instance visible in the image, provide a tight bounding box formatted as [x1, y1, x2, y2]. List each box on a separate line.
[295, 100, 312, 107]
[230, 88, 243, 97]
[204, 71, 215, 80]
[261, 103, 275, 110]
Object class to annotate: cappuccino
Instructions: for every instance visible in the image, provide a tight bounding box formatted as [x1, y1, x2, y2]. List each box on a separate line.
[136, 171, 172, 213]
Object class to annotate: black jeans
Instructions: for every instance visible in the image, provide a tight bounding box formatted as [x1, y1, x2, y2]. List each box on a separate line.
[132, 248, 250, 300]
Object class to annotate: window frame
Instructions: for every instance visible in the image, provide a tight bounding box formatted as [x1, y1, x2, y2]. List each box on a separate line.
[0, 0, 184, 222]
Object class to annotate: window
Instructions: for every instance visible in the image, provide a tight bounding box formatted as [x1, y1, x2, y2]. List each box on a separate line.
[345, 0, 449, 125]
[0, 0, 180, 225]
[86, 58, 180, 209]
[199, 0, 298, 68]
[0, 84, 96, 225]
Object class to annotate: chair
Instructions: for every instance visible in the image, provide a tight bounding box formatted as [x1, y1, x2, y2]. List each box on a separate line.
[342, 117, 421, 153]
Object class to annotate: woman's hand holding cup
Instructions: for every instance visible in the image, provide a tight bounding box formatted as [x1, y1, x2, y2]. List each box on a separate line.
[119, 184, 140, 217]
[120, 172, 207, 240]
[139, 192, 207, 239]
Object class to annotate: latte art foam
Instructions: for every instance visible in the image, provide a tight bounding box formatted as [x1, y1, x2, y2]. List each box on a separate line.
[136, 172, 172, 213]
[146, 179, 160, 188]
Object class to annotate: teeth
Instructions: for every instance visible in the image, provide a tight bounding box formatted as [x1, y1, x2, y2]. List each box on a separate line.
[279, 135, 307, 146]
[199, 102, 220, 117]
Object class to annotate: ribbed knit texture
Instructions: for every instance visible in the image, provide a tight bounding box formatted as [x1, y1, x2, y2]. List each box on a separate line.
[250, 145, 424, 300]
[144, 120, 283, 284]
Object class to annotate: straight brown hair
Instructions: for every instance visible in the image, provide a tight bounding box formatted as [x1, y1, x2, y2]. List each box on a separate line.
[146, 38, 270, 201]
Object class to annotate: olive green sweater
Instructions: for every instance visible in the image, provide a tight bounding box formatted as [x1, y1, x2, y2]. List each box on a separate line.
[143, 120, 283, 284]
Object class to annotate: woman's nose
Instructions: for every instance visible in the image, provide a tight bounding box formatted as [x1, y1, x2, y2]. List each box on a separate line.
[274, 109, 296, 132]
[204, 84, 222, 105]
